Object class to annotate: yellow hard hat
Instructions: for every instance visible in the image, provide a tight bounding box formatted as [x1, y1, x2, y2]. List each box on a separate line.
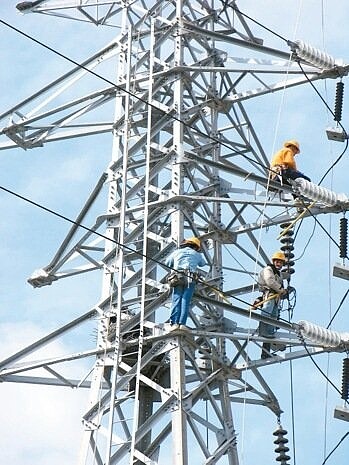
[284, 140, 300, 153]
[184, 237, 201, 249]
[271, 251, 286, 262]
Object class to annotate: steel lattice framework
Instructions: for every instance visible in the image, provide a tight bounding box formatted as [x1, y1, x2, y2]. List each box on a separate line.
[1, 1, 349, 464]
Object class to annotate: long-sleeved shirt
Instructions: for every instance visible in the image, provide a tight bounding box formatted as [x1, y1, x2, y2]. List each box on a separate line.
[258, 264, 283, 293]
[165, 247, 206, 273]
[270, 147, 297, 171]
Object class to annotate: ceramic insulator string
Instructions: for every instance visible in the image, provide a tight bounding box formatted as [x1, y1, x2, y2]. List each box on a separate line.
[341, 358, 349, 401]
[339, 217, 348, 259]
[280, 223, 295, 277]
[294, 40, 338, 69]
[298, 320, 349, 347]
[293, 178, 349, 206]
[334, 81, 345, 123]
[273, 426, 290, 465]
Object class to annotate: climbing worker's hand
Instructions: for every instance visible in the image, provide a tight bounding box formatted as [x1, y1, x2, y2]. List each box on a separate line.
[279, 289, 288, 299]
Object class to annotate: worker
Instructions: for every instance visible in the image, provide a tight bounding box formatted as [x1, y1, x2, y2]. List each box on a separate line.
[258, 251, 287, 358]
[165, 237, 207, 330]
[270, 140, 311, 183]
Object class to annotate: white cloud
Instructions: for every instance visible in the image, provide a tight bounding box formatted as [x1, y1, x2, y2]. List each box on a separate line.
[0, 322, 88, 465]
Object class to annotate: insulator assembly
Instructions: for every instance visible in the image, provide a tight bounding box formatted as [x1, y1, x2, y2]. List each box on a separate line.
[293, 178, 349, 206]
[334, 81, 345, 123]
[339, 217, 348, 259]
[293, 40, 338, 70]
[298, 320, 349, 347]
[280, 223, 295, 277]
[341, 358, 349, 401]
[273, 426, 290, 464]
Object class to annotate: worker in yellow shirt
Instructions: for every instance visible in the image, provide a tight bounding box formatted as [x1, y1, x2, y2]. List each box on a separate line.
[270, 140, 311, 183]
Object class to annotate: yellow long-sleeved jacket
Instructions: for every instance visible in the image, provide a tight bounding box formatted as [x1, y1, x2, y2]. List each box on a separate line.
[270, 147, 297, 178]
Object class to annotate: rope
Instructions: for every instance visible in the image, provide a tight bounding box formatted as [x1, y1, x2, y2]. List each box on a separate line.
[277, 201, 316, 239]
[248, 292, 280, 311]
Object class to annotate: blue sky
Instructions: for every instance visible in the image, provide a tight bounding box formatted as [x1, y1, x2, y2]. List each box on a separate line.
[0, 1, 349, 464]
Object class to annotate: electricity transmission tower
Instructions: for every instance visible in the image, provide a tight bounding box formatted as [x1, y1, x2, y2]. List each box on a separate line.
[1, 1, 349, 464]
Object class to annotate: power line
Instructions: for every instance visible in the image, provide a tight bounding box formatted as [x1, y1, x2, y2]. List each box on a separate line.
[0, 17, 266, 172]
[1, 12, 341, 188]
[300, 339, 342, 397]
[326, 288, 349, 329]
[229, 3, 290, 44]
[0, 181, 255, 309]
[321, 431, 349, 465]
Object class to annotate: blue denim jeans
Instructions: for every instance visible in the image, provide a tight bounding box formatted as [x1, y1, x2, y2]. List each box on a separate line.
[170, 280, 196, 325]
[258, 298, 279, 337]
[282, 168, 311, 182]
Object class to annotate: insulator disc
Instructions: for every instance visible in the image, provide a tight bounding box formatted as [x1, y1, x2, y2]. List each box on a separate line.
[273, 428, 288, 436]
[281, 245, 295, 252]
[274, 437, 288, 444]
[275, 446, 290, 453]
[284, 253, 295, 259]
[280, 237, 294, 244]
[276, 455, 290, 462]
[281, 229, 294, 237]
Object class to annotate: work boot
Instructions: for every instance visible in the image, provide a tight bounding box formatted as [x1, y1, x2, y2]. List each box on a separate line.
[261, 342, 272, 359]
[271, 343, 287, 352]
[179, 324, 190, 331]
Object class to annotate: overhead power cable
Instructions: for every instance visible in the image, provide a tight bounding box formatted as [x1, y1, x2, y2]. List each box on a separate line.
[229, 4, 289, 43]
[0, 14, 341, 187]
[0, 181, 253, 309]
[0, 18, 266, 172]
[321, 431, 349, 465]
[326, 289, 349, 329]
[301, 340, 342, 397]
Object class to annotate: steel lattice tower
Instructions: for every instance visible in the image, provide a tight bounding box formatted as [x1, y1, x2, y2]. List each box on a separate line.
[1, 1, 349, 464]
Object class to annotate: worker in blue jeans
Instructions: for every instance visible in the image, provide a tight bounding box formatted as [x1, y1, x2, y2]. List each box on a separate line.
[165, 237, 207, 330]
[258, 251, 287, 358]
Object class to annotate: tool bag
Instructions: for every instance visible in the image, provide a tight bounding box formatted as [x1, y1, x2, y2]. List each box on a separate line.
[167, 271, 186, 287]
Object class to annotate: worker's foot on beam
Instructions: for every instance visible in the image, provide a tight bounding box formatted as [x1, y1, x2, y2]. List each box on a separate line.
[179, 324, 190, 331]
[271, 343, 287, 352]
[261, 342, 272, 359]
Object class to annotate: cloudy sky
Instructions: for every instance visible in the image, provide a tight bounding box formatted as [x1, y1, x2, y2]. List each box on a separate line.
[0, 1, 349, 465]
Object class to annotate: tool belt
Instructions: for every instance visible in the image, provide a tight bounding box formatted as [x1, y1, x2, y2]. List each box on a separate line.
[270, 164, 284, 180]
[167, 269, 199, 287]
